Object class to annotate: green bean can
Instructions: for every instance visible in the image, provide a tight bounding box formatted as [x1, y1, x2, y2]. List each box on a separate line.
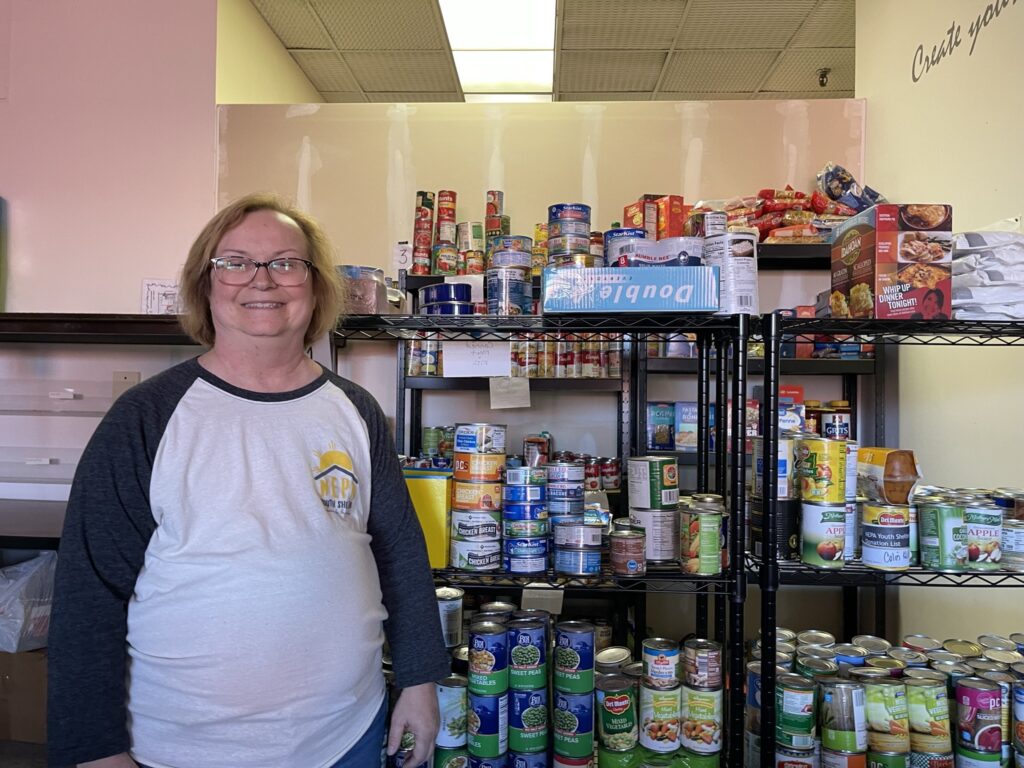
[509, 687, 548, 753]
[596, 674, 639, 752]
[436, 674, 469, 748]
[820, 679, 868, 753]
[433, 746, 470, 768]
[775, 672, 818, 749]
[507, 619, 546, 690]
[554, 620, 595, 693]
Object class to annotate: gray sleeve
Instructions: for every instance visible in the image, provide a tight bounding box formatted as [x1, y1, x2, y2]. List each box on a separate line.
[341, 380, 451, 688]
[46, 363, 196, 766]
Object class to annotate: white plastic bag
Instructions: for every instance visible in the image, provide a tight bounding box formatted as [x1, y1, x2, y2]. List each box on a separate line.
[0, 551, 56, 652]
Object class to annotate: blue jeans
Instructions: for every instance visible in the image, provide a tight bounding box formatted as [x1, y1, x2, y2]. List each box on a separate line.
[135, 698, 388, 768]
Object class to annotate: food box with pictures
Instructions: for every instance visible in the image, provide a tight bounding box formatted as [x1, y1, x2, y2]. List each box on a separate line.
[829, 203, 953, 320]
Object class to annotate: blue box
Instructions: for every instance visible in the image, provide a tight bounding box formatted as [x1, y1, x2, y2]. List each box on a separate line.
[541, 266, 719, 313]
[646, 402, 676, 450]
[674, 401, 698, 452]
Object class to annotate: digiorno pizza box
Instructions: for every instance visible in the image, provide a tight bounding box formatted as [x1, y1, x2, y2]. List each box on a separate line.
[830, 203, 953, 320]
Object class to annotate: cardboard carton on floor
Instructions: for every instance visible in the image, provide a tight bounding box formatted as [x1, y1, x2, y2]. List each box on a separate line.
[0, 649, 47, 744]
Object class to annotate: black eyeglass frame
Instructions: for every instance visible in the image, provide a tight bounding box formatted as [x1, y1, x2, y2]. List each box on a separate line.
[208, 256, 317, 286]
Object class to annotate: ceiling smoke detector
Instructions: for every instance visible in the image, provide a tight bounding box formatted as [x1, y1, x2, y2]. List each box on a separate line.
[817, 68, 831, 88]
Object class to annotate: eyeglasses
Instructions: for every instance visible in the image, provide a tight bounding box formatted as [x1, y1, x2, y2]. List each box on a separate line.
[209, 256, 315, 286]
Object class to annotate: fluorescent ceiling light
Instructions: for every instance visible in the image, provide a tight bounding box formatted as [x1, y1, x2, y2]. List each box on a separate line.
[453, 50, 554, 93]
[440, 0, 555, 50]
[464, 94, 553, 103]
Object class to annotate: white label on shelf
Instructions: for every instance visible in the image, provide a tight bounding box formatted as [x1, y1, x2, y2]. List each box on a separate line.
[521, 586, 565, 615]
[441, 341, 512, 378]
[489, 376, 531, 409]
[392, 241, 411, 273]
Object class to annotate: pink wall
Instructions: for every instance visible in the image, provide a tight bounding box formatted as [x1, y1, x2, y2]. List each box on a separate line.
[0, 0, 219, 312]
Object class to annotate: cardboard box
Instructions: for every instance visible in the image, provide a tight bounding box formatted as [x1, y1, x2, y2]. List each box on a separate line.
[0, 650, 47, 744]
[623, 195, 662, 240]
[830, 204, 953, 320]
[647, 402, 676, 450]
[404, 469, 452, 569]
[541, 267, 719, 313]
[656, 195, 687, 240]
[674, 401, 698, 452]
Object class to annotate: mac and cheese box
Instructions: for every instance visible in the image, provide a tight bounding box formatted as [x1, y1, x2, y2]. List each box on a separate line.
[830, 204, 953, 320]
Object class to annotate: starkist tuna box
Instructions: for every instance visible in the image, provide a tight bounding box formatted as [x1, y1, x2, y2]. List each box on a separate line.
[830, 204, 953, 320]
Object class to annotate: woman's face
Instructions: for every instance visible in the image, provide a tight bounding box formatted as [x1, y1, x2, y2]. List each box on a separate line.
[921, 291, 940, 319]
[208, 209, 315, 350]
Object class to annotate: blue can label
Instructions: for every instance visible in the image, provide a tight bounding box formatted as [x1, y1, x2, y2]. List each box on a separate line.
[546, 482, 585, 501]
[467, 692, 509, 758]
[508, 623, 547, 690]
[547, 500, 585, 515]
[503, 485, 546, 503]
[547, 219, 591, 237]
[554, 547, 602, 576]
[509, 688, 549, 752]
[504, 537, 549, 558]
[502, 555, 548, 575]
[604, 228, 648, 248]
[552, 691, 595, 758]
[503, 519, 549, 539]
[548, 203, 591, 221]
[470, 753, 509, 768]
[510, 751, 548, 768]
[502, 502, 548, 521]
[554, 625, 595, 693]
[469, 629, 509, 694]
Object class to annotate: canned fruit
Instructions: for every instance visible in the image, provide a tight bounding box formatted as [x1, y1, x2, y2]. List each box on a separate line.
[965, 504, 1003, 570]
[797, 437, 847, 503]
[801, 503, 847, 568]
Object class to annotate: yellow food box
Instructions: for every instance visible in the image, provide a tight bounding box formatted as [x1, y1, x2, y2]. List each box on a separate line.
[403, 468, 452, 569]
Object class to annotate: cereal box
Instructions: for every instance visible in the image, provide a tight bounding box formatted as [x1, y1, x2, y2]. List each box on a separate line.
[830, 204, 952, 320]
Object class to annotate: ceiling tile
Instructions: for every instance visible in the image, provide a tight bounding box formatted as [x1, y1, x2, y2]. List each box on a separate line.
[790, 0, 855, 48]
[559, 92, 652, 101]
[752, 91, 855, 100]
[345, 51, 459, 92]
[760, 47, 854, 92]
[659, 49, 781, 93]
[321, 92, 369, 103]
[291, 51, 361, 91]
[308, 0, 448, 50]
[366, 92, 463, 103]
[654, 92, 755, 101]
[250, 0, 331, 49]
[676, 0, 818, 49]
[561, 0, 687, 50]
[559, 51, 666, 91]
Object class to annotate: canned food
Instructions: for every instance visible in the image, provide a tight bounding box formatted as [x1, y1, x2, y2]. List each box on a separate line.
[505, 466, 547, 486]
[504, 538, 549, 559]
[777, 745, 820, 768]
[801, 502, 847, 568]
[456, 423, 508, 455]
[630, 508, 680, 562]
[433, 243, 459, 275]
[434, 746, 471, 767]
[467, 691, 509, 758]
[452, 510, 503, 541]
[853, 635, 893, 656]
[545, 461, 586, 483]
[508, 688, 548, 753]
[888, 648, 928, 667]
[548, 219, 591, 238]
[486, 267, 532, 316]
[502, 554, 548, 575]
[965, 502, 1003, 570]
[776, 672, 818, 749]
[752, 435, 794, 499]
[627, 457, 679, 510]
[862, 504, 912, 571]
[904, 678, 952, 753]
[823, 749, 867, 768]
[547, 482, 585, 502]
[680, 504, 723, 575]
[683, 638, 723, 690]
[642, 639, 680, 689]
[639, 683, 682, 753]
[796, 436, 848, 503]
[864, 679, 910, 753]
[437, 587, 465, 648]
[1012, 679, 1024, 752]
[553, 522, 604, 548]
[797, 657, 840, 678]
[503, 519, 549, 539]
[451, 540, 502, 570]
[833, 644, 870, 667]
[820, 679, 868, 753]
[453, 481, 504, 511]
[955, 677, 1002, 753]
[491, 250, 534, 269]
[554, 547, 602, 577]
[609, 530, 646, 576]
[595, 647, 632, 676]
[904, 634, 943, 653]
[552, 690, 594, 759]
[548, 499, 585, 515]
[918, 498, 967, 572]
[548, 203, 591, 221]
[681, 686, 723, 754]
[866, 752, 908, 768]
[437, 675, 470, 748]
[502, 502, 548, 521]
[944, 639, 983, 658]
[455, 452, 506, 482]
[469, 622, 509, 694]
[596, 674, 639, 752]
[554, 621, 595, 694]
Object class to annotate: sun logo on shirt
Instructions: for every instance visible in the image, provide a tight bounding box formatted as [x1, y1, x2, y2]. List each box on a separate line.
[313, 445, 359, 514]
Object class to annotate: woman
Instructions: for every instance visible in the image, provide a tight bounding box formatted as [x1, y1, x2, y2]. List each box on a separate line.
[48, 194, 447, 767]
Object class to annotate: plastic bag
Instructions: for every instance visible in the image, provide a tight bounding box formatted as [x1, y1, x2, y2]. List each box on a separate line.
[0, 551, 57, 652]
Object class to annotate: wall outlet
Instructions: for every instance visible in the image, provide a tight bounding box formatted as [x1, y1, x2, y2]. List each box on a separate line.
[112, 371, 141, 399]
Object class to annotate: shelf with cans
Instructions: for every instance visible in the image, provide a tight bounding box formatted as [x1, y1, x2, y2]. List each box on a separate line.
[753, 313, 1024, 768]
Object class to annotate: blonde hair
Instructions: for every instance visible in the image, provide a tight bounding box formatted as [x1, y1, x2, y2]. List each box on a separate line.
[179, 193, 345, 348]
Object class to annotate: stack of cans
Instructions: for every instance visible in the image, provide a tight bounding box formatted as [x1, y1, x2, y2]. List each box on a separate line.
[627, 456, 681, 567]
[411, 190, 435, 276]
[507, 616, 550, 763]
[553, 621, 597, 764]
[449, 423, 506, 571]
[456, 220, 486, 275]
[502, 464, 549, 575]
[434, 674, 470, 766]
[548, 203, 595, 268]
[485, 189, 510, 241]
[468, 621, 510, 764]
[487, 235, 533, 316]
[431, 190, 458, 276]
[532, 222, 549, 276]
[750, 432, 800, 562]
[546, 460, 594, 576]
[417, 282, 473, 317]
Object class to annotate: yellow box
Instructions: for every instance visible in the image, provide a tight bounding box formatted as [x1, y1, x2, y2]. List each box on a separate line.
[404, 469, 452, 569]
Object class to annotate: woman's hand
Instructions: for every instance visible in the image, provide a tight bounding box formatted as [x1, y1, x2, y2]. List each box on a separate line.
[387, 682, 439, 766]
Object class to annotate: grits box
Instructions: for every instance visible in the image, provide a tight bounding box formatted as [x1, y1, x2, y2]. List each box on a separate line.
[830, 204, 953, 320]
[541, 266, 719, 313]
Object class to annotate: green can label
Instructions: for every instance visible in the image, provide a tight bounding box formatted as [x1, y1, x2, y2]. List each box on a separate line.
[865, 682, 910, 753]
[919, 502, 966, 571]
[509, 688, 548, 753]
[868, 752, 910, 768]
[554, 625, 595, 693]
[597, 682, 638, 752]
[508, 622, 546, 690]
[682, 511, 723, 575]
[467, 691, 508, 758]
[775, 676, 817, 749]
[821, 683, 868, 753]
[433, 746, 470, 768]
[553, 690, 595, 758]
[469, 627, 509, 694]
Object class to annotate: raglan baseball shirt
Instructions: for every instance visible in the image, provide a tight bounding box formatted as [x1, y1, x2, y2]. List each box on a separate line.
[47, 358, 450, 767]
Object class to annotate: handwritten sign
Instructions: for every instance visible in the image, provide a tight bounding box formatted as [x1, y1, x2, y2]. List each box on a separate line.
[489, 377, 531, 409]
[911, 0, 1019, 82]
[441, 341, 512, 378]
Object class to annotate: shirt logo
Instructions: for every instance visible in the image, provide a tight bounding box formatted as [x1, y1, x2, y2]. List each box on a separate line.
[313, 447, 359, 514]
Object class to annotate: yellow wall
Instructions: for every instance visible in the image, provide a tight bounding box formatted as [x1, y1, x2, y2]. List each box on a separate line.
[216, 0, 322, 104]
[857, 0, 1024, 639]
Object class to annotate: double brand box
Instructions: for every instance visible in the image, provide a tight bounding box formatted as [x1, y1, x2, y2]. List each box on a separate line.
[541, 266, 720, 313]
[830, 203, 953, 320]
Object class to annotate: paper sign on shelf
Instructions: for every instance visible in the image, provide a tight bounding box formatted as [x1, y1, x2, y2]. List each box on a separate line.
[392, 241, 411, 273]
[489, 377, 531, 409]
[521, 587, 565, 614]
[141, 279, 181, 314]
[441, 341, 512, 378]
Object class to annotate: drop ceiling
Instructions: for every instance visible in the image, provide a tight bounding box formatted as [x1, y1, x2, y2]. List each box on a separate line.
[249, 0, 855, 103]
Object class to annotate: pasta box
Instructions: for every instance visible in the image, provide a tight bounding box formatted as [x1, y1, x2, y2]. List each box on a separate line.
[829, 204, 953, 320]
[541, 266, 719, 313]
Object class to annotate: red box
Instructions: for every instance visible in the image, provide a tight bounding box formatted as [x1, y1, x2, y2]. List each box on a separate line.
[623, 195, 662, 239]
[795, 305, 816, 358]
[780, 384, 804, 405]
[656, 195, 687, 240]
